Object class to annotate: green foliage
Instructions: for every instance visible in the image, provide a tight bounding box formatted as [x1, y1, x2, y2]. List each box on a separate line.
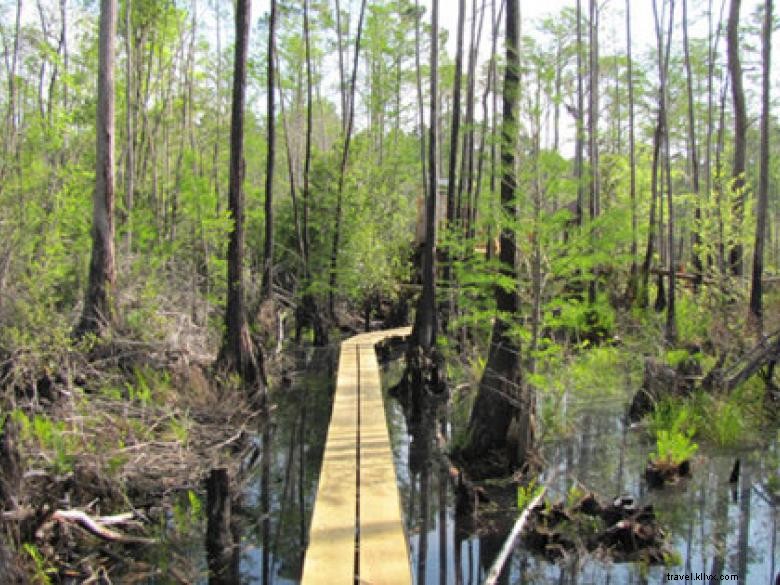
[566, 484, 586, 508]
[649, 398, 699, 466]
[651, 428, 698, 467]
[171, 489, 204, 534]
[167, 416, 190, 446]
[22, 543, 54, 585]
[567, 346, 629, 399]
[707, 401, 745, 447]
[665, 349, 691, 368]
[517, 478, 543, 510]
[648, 399, 699, 438]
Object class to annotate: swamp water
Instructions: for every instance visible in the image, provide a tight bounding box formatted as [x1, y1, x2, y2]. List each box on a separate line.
[150, 347, 777, 584]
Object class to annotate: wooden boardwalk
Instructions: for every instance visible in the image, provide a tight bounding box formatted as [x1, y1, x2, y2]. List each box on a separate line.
[301, 327, 412, 585]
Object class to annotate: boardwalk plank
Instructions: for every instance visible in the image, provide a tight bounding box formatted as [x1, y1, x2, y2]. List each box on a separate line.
[301, 327, 411, 585]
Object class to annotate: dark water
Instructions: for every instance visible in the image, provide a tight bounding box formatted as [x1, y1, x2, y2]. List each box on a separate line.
[150, 348, 777, 584]
[380, 359, 779, 585]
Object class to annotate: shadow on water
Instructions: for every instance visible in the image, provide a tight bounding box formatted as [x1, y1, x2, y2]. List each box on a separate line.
[238, 345, 338, 584]
[153, 346, 775, 584]
[381, 359, 779, 585]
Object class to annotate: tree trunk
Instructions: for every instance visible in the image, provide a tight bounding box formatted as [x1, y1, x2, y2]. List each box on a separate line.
[335, 0, 347, 132]
[412, 0, 439, 351]
[447, 0, 465, 227]
[76, 0, 118, 337]
[124, 0, 135, 253]
[217, 0, 264, 392]
[414, 0, 428, 203]
[660, 0, 677, 343]
[302, 0, 313, 267]
[328, 0, 368, 318]
[749, 0, 772, 332]
[261, 0, 277, 300]
[587, 0, 600, 304]
[625, 0, 638, 301]
[727, 0, 747, 276]
[462, 0, 533, 477]
[683, 0, 703, 291]
[575, 0, 585, 227]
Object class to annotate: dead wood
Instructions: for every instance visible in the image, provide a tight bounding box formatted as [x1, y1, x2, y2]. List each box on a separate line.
[47, 509, 154, 544]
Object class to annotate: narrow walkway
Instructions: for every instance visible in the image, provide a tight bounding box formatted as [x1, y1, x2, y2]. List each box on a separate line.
[301, 327, 412, 585]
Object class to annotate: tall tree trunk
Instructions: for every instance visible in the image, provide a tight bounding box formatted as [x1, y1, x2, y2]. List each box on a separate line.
[302, 0, 313, 267]
[217, 0, 264, 391]
[447, 0, 466, 226]
[587, 0, 600, 304]
[640, 115, 663, 309]
[575, 0, 584, 226]
[626, 0, 638, 300]
[683, 0, 703, 290]
[749, 0, 772, 332]
[412, 0, 439, 351]
[661, 0, 677, 343]
[1, 0, 21, 189]
[464, 0, 485, 239]
[76, 0, 118, 337]
[727, 0, 747, 276]
[335, 0, 347, 132]
[261, 0, 277, 300]
[328, 0, 368, 317]
[474, 0, 504, 255]
[124, 0, 135, 253]
[276, 54, 303, 263]
[414, 0, 428, 202]
[705, 0, 727, 273]
[462, 0, 533, 476]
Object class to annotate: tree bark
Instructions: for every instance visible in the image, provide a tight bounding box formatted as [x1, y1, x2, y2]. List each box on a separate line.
[217, 0, 264, 391]
[749, 0, 772, 331]
[574, 0, 585, 227]
[683, 0, 703, 291]
[302, 0, 313, 267]
[447, 0, 466, 226]
[335, 0, 347, 132]
[77, 0, 118, 337]
[661, 0, 677, 343]
[727, 0, 747, 276]
[462, 0, 533, 476]
[587, 0, 600, 304]
[414, 0, 428, 203]
[625, 0, 638, 301]
[124, 0, 135, 253]
[261, 0, 277, 300]
[412, 0, 439, 351]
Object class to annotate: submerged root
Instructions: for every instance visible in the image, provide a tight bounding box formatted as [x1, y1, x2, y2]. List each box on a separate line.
[523, 491, 674, 564]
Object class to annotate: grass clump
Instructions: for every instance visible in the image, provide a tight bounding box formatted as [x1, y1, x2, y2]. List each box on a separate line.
[651, 428, 698, 467]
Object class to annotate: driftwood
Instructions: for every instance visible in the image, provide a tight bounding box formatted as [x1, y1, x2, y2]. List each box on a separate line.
[482, 487, 546, 585]
[702, 329, 780, 393]
[630, 330, 779, 421]
[46, 509, 154, 544]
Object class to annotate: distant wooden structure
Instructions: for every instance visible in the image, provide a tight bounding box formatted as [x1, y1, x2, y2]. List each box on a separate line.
[301, 327, 412, 585]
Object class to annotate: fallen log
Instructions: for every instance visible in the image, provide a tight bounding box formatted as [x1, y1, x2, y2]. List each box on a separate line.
[48, 509, 154, 544]
[630, 330, 779, 421]
[703, 329, 780, 393]
[482, 486, 547, 585]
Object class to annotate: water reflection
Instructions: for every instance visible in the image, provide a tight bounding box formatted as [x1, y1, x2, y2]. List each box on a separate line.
[382, 360, 779, 585]
[240, 345, 337, 584]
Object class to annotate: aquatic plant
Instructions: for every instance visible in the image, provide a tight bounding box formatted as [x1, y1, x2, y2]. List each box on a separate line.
[651, 428, 698, 467]
[23, 543, 54, 585]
